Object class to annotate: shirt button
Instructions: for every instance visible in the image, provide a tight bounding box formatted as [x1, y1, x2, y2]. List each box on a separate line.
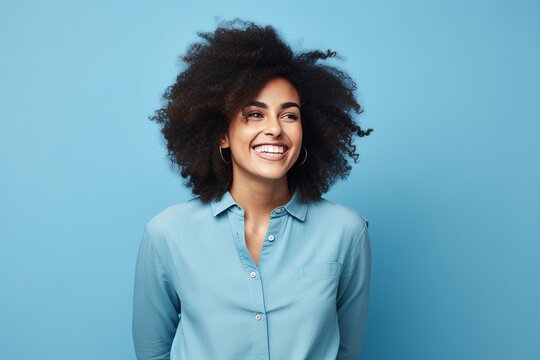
[255, 313, 262, 321]
[250, 271, 257, 278]
[268, 234, 275, 242]
[275, 208, 282, 213]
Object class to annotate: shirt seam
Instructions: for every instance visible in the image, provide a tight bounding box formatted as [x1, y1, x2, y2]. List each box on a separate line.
[341, 221, 368, 279]
[146, 223, 174, 284]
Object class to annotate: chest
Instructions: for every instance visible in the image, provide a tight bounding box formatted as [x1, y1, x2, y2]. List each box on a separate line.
[244, 219, 270, 266]
[167, 210, 348, 314]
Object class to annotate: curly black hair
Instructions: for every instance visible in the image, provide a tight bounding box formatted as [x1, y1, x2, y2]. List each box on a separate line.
[149, 18, 373, 204]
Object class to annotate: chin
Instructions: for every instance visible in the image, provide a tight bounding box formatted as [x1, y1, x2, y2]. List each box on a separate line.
[255, 170, 288, 181]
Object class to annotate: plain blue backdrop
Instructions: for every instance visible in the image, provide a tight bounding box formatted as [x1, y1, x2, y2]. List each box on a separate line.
[1, 0, 538, 359]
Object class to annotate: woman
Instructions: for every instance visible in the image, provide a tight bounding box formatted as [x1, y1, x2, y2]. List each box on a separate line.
[133, 19, 373, 360]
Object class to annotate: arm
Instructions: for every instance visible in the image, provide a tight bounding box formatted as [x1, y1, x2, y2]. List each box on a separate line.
[132, 223, 181, 360]
[336, 221, 372, 360]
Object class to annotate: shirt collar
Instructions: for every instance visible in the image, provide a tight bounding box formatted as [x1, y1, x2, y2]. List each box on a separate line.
[211, 188, 308, 221]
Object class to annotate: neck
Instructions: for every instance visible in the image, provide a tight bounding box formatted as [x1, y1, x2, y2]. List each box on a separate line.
[229, 177, 292, 219]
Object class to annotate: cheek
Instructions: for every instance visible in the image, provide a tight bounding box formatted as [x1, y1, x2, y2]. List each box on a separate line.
[293, 126, 303, 145]
[227, 126, 257, 147]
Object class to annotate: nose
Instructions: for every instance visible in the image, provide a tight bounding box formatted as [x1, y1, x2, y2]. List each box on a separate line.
[264, 114, 282, 136]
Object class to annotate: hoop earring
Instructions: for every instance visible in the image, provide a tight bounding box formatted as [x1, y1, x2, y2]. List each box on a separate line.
[295, 146, 307, 167]
[219, 146, 232, 164]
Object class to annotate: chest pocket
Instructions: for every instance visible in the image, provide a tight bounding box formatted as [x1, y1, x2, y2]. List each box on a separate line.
[293, 262, 342, 305]
[297, 262, 341, 277]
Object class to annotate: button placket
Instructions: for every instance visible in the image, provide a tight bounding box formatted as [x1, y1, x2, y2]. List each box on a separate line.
[263, 210, 287, 251]
[226, 208, 269, 357]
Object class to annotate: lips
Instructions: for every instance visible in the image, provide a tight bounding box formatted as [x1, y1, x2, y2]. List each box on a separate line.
[251, 146, 290, 161]
[252, 143, 289, 150]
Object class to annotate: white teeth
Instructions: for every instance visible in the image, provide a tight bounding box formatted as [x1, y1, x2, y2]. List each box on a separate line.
[253, 145, 286, 154]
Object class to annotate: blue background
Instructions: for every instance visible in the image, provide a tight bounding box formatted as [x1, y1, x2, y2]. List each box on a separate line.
[1, 0, 538, 359]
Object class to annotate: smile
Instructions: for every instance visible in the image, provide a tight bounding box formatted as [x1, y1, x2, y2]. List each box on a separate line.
[251, 146, 290, 161]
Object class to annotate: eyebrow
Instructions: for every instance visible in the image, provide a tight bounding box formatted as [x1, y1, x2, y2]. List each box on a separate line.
[245, 100, 300, 110]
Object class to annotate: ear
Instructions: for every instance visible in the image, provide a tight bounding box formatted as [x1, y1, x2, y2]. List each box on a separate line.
[219, 134, 229, 148]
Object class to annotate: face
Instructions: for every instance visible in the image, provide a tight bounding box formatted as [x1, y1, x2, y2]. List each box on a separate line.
[220, 76, 303, 185]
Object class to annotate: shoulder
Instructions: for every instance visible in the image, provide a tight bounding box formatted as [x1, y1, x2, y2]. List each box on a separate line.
[311, 196, 369, 239]
[143, 195, 205, 242]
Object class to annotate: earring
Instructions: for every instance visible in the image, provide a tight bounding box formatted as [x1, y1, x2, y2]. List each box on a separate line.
[219, 146, 231, 164]
[295, 146, 307, 167]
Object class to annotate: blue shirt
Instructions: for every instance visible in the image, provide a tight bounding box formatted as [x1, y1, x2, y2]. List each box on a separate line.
[132, 188, 372, 360]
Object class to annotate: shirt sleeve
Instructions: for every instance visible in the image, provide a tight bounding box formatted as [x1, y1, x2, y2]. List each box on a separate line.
[132, 223, 181, 360]
[336, 220, 372, 360]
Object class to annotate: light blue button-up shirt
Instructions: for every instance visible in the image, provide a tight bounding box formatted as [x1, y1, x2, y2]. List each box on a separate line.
[132, 188, 371, 360]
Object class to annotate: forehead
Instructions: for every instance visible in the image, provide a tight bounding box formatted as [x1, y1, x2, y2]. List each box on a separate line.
[251, 77, 300, 102]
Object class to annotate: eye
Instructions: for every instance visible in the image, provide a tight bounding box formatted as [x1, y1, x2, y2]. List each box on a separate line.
[247, 112, 264, 119]
[283, 113, 299, 120]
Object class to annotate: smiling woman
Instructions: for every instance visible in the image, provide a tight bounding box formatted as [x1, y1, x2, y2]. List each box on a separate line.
[220, 77, 304, 197]
[133, 18, 374, 360]
[146, 18, 372, 204]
